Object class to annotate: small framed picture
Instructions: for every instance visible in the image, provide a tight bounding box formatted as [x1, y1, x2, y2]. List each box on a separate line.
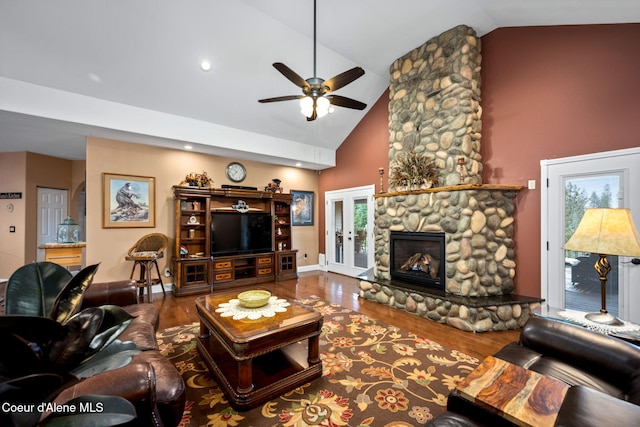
[103, 173, 156, 228]
[291, 190, 314, 226]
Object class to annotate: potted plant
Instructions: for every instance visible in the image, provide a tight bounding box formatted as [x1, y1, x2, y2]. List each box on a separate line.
[1, 262, 139, 426]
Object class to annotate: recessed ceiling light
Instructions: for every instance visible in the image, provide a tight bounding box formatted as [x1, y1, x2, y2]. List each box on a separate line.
[200, 60, 211, 72]
[295, 162, 302, 167]
[184, 145, 193, 150]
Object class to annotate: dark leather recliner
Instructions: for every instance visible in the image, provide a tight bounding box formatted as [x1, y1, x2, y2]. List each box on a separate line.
[428, 316, 640, 426]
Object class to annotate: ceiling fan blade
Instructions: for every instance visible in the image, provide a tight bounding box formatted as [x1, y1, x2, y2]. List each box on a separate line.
[258, 95, 303, 103]
[328, 95, 367, 110]
[323, 67, 365, 92]
[273, 63, 310, 89]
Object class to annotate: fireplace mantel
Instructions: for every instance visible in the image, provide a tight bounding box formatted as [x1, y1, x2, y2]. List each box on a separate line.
[374, 184, 524, 199]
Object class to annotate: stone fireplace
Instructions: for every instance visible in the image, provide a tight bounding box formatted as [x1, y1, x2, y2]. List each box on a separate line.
[359, 25, 542, 332]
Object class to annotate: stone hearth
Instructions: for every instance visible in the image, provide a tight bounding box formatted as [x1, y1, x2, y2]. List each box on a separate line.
[358, 25, 543, 332]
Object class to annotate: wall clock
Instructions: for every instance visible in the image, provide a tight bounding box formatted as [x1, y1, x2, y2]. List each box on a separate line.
[225, 162, 247, 183]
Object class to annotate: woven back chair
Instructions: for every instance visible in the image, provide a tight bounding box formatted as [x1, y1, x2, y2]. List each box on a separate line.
[125, 233, 168, 301]
[128, 233, 168, 255]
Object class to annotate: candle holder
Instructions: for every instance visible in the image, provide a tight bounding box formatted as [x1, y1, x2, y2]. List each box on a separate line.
[378, 168, 385, 193]
[457, 157, 466, 185]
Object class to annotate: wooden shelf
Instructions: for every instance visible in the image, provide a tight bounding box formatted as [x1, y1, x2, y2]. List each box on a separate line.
[173, 186, 297, 295]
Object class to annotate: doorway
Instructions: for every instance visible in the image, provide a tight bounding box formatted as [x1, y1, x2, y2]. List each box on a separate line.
[325, 185, 374, 277]
[541, 147, 640, 323]
[36, 187, 68, 261]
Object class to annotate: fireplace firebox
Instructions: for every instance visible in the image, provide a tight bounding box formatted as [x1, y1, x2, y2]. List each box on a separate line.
[390, 231, 445, 291]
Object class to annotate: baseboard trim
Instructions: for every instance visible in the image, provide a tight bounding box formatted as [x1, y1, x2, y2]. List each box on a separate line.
[298, 264, 322, 273]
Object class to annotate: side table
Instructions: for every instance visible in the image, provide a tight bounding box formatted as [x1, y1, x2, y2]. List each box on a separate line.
[457, 355, 569, 427]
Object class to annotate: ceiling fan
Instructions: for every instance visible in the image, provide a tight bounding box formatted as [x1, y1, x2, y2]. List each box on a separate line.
[258, 0, 366, 121]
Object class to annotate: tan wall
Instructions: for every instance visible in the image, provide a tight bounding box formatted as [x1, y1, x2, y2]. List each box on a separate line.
[25, 152, 74, 263]
[0, 152, 76, 278]
[86, 137, 319, 283]
[0, 153, 27, 278]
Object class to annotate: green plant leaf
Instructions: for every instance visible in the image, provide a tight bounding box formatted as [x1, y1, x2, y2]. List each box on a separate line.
[70, 342, 140, 379]
[39, 394, 137, 426]
[0, 316, 65, 377]
[82, 305, 134, 357]
[5, 262, 71, 317]
[0, 315, 64, 344]
[0, 332, 47, 378]
[52, 263, 100, 324]
[47, 308, 104, 372]
[0, 373, 66, 427]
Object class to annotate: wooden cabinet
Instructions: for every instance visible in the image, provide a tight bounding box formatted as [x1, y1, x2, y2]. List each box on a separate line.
[212, 252, 275, 289]
[173, 188, 212, 296]
[276, 250, 298, 281]
[173, 186, 297, 295]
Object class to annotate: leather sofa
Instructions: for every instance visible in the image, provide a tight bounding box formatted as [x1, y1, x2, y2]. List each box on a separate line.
[51, 279, 186, 426]
[428, 316, 640, 426]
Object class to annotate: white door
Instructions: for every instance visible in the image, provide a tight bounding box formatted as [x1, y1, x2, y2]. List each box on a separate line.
[37, 187, 68, 261]
[541, 147, 640, 323]
[325, 185, 375, 277]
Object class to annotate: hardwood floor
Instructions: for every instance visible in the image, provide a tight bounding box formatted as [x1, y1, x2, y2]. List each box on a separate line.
[151, 271, 520, 361]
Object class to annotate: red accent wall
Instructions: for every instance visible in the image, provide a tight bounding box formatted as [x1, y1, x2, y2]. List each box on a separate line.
[482, 24, 640, 296]
[318, 89, 390, 254]
[318, 23, 640, 297]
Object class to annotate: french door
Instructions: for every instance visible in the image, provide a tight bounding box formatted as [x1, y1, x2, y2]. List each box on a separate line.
[541, 148, 640, 323]
[325, 185, 374, 277]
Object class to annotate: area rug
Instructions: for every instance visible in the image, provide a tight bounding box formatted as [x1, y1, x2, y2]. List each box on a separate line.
[157, 296, 479, 427]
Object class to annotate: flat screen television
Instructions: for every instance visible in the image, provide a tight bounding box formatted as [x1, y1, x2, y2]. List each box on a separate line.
[210, 211, 273, 256]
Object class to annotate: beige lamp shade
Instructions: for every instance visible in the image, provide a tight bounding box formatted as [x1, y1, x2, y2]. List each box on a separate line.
[564, 208, 640, 256]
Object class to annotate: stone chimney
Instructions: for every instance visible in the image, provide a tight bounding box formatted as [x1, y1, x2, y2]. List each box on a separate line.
[374, 25, 522, 298]
[389, 25, 483, 190]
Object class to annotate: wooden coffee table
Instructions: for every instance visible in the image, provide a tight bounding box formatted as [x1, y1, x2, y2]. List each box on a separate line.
[456, 356, 569, 427]
[195, 290, 323, 410]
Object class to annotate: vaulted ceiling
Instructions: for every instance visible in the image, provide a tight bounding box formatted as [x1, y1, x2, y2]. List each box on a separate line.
[1, 0, 638, 169]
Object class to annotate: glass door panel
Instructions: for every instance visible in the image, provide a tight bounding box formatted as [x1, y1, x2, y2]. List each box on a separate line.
[353, 198, 368, 269]
[563, 174, 621, 315]
[333, 200, 344, 264]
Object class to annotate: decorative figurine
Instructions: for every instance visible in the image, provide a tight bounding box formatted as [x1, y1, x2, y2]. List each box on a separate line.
[457, 156, 466, 185]
[265, 178, 283, 193]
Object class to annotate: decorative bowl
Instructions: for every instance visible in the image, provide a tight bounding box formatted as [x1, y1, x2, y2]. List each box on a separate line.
[237, 290, 271, 308]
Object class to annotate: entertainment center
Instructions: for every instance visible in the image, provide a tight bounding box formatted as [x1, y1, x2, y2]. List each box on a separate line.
[172, 186, 297, 296]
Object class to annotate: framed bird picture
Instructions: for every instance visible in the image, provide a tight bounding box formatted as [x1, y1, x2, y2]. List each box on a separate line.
[102, 173, 156, 228]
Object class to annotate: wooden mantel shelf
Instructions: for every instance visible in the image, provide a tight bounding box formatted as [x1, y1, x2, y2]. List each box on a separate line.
[374, 184, 524, 199]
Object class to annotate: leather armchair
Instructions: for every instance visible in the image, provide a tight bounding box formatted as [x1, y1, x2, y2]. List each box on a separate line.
[428, 316, 640, 426]
[53, 279, 186, 427]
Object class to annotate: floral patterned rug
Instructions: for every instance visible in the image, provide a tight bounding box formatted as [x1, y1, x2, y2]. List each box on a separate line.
[157, 295, 479, 427]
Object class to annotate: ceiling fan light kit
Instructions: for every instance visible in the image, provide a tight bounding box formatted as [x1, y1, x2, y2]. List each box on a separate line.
[300, 95, 330, 118]
[258, 0, 366, 121]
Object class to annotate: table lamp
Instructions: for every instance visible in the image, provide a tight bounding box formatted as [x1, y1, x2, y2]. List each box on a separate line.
[563, 208, 640, 325]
